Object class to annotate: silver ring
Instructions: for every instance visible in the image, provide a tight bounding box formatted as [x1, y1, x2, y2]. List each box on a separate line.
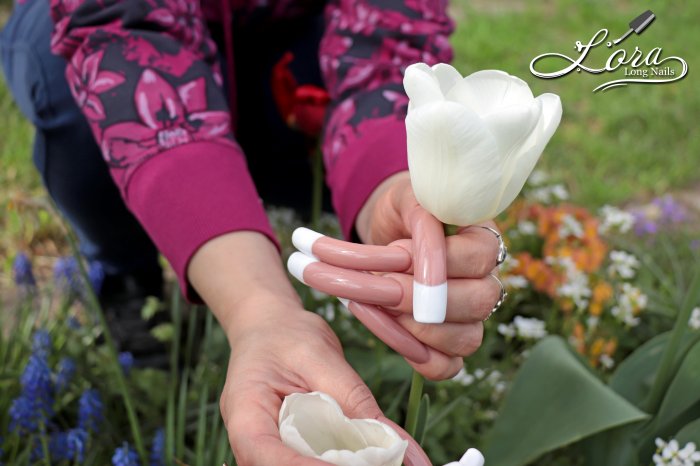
[485, 273, 508, 320]
[478, 226, 507, 267]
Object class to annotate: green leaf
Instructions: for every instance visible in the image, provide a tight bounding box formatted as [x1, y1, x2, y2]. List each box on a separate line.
[414, 393, 430, 446]
[141, 296, 163, 321]
[650, 339, 700, 435]
[151, 323, 174, 343]
[609, 332, 671, 407]
[484, 337, 649, 466]
[657, 339, 700, 415]
[675, 417, 700, 444]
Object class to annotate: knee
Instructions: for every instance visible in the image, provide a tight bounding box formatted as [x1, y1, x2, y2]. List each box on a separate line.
[0, 0, 76, 128]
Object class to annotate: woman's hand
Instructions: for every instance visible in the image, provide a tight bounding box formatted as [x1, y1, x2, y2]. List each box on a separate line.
[188, 231, 430, 466]
[356, 172, 504, 380]
[221, 295, 430, 466]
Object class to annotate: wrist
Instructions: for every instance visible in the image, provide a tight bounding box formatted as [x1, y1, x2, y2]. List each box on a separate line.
[187, 230, 302, 340]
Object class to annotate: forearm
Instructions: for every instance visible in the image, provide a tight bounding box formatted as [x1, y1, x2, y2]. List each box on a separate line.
[187, 231, 301, 341]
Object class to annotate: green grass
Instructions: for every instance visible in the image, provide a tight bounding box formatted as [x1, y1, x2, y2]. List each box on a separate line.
[451, 0, 700, 207]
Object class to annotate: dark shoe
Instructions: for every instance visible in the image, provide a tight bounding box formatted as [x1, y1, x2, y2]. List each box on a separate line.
[99, 269, 170, 369]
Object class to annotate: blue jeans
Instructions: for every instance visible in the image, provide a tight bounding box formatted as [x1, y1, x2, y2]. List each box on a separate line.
[0, 0, 161, 280]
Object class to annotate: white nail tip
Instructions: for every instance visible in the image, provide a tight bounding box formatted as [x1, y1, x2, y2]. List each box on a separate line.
[292, 227, 324, 258]
[460, 449, 485, 466]
[413, 282, 448, 323]
[287, 252, 318, 285]
[337, 297, 350, 309]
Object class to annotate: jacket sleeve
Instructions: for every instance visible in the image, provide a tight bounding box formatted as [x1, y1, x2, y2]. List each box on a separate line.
[50, 0, 276, 300]
[319, 0, 454, 240]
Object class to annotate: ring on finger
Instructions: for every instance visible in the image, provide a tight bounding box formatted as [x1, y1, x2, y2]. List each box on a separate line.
[485, 273, 508, 320]
[477, 226, 508, 267]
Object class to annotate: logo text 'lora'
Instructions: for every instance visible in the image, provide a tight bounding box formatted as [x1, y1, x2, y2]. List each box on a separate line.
[529, 11, 688, 92]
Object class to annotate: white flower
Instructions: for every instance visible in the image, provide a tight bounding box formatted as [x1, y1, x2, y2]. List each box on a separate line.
[607, 250, 640, 280]
[503, 275, 528, 289]
[599, 354, 615, 370]
[653, 438, 700, 465]
[318, 302, 336, 322]
[598, 205, 634, 235]
[452, 367, 475, 386]
[689, 308, 700, 330]
[442, 448, 486, 466]
[497, 323, 517, 338]
[500, 316, 547, 340]
[517, 220, 537, 235]
[513, 315, 547, 340]
[611, 283, 647, 327]
[557, 269, 591, 309]
[403, 63, 562, 225]
[527, 169, 549, 186]
[558, 214, 584, 238]
[527, 183, 569, 204]
[279, 392, 407, 466]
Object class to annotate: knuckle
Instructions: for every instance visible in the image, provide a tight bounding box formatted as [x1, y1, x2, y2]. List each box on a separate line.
[454, 323, 484, 356]
[424, 358, 464, 381]
[344, 383, 379, 419]
[474, 283, 498, 319]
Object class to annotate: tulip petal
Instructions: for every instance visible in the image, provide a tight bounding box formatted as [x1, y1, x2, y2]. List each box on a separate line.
[406, 101, 502, 225]
[404, 63, 444, 110]
[481, 100, 542, 163]
[279, 392, 407, 466]
[446, 70, 534, 116]
[493, 93, 562, 214]
[537, 92, 563, 142]
[431, 63, 463, 96]
[280, 393, 369, 454]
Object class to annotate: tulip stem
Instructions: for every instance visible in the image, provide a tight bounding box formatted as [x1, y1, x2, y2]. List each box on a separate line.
[311, 148, 323, 230]
[405, 370, 425, 437]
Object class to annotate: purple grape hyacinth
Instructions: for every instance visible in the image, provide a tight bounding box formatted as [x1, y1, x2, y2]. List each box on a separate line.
[55, 357, 77, 392]
[653, 195, 687, 224]
[150, 428, 165, 466]
[13, 252, 36, 287]
[78, 389, 103, 433]
[54, 257, 81, 294]
[118, 352, 135, 376]
[49, 428, 87, 463]
[9, 340, 54, 434]
[112, 442, 140, 466]
[32, 330, 52, 358]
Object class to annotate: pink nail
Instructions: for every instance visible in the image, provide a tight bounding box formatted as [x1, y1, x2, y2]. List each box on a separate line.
[292, 227, 411, 272]
[340, 299, 429, 364]
[287, 253, 403, 307]
[409, 208, 447, 323]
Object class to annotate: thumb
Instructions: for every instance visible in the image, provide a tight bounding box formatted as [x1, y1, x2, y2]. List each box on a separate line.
[311, 357, 432, 466]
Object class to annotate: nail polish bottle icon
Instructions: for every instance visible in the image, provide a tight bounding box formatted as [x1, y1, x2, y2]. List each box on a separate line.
[612, 10, 656, 45]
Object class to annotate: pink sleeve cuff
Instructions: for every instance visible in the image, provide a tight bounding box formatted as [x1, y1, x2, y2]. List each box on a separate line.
[326, 117, 409, 240]
[125, 142, 277, 302]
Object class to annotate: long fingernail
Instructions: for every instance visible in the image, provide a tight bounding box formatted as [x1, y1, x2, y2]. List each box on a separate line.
[341, 300, 429, 364]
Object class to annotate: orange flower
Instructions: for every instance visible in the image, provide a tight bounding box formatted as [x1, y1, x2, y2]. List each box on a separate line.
[572, 322, 586, 354]
[589, 281, 613, 316]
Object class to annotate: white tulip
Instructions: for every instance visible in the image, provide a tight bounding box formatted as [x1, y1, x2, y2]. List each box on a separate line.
[403, 63, 562, 226]
[279, 392, 408, 466]
[442, 448, 486, 466]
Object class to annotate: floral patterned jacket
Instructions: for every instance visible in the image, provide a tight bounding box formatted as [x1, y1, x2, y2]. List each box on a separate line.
[50, 0, 453, 298]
